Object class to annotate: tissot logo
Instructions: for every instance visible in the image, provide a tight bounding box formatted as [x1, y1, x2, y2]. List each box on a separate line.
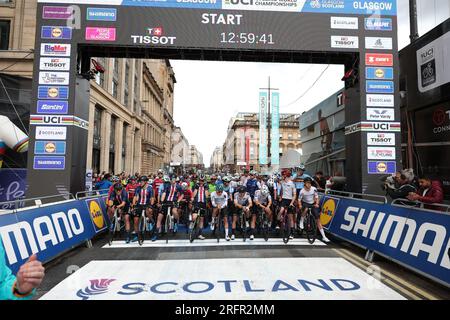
[131, 27, 176, 45]
[331, 36, 359, 49]
[367, 132, 395, 146]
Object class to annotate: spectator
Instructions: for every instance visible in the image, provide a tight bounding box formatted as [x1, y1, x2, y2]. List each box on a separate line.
[313, 171, 327, 191]
[95, 173, 113, 194]
[385, 173, 417, 201]
[1, 240, 45, 300]
[407, 176, 444, 210]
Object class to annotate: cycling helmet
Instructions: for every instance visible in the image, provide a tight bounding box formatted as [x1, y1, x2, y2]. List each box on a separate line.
[304, 177, 313, 184]
[148, 179, 154, 185]
[267, 179, 274, 188]
[261, 185, 269, 196]
[112, 176, 120, 183]
[223, 176, 231, 183]
[157, 169, 164, 174]
[297, 164, 306, 171]
[175, 177, 180, 182]
[181, 182, 188, 190]
[199, 174, 205, 181]
[163, 176, 170, 183]
[140, 175, 149, 182]
[216, 184, 224, 192]
[234, 174, 240, 181]
[238, 185, 246, 193]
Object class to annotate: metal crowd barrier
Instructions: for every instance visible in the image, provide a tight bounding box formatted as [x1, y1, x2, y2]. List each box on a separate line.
[75, 189, 110, 200]
[391, 198, 450, 213]
[0, 193, 76, 213]
[323, 189, 388, 204]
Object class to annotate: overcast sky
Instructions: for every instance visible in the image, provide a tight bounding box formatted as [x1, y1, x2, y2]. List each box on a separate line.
[171, 0, 450, 166]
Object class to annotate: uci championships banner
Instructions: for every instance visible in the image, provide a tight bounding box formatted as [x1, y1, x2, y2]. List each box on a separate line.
[319, 196, 450, 287]
[38, 0, 397, 16]
[0, 197, 109, 273]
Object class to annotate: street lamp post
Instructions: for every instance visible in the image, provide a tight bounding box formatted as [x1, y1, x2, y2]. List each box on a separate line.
[260, 77, 278, 172]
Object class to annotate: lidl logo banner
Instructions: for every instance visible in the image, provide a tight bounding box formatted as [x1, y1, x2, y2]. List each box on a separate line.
[319, 197, 340, 230]
[41, 26, 72, 40]
[85, 199, 108, 233]
[366, 67, 393, 80]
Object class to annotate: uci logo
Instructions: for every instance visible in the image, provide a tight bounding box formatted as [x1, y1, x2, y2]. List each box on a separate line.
[89, 200, 105, 230]
[320, 198, 338, 228]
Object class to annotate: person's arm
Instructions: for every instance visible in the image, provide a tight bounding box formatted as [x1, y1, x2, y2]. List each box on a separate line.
[0, 242, 37, 300]
[221, 193, 228, 209]
[211, 193, 217, 208]
[416, 186, 444, 204]
[247, 196, 253, 208]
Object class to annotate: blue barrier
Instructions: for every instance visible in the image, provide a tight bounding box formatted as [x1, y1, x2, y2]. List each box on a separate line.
[320, 195, 450, 287]
[0, 196, 109, 274]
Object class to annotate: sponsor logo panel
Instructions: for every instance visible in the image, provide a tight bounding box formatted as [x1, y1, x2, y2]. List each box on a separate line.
[365, 67, 393, 80]
[320, 197, 340, 230]
[368, 161, 397, 174]
[367, 132, 396, 146]
[37, 101, 69, 114]
[222, 0, 307, 12]
[86, 199, 107, 232]
[87, 8, 117, 21]
[35, 126, 67, 140]
[365, 37, 393, 50]
[366, 94, 394, 107]
[367, 147, 396, 160]
[365, 53, 393, 66]
[346, 122, 401, 135]
[367, 108, 395, 121]
[131, 27, 177, 45]
[33, 156, 66, 170]
[330, 16, 358, 29]
[42, 6, 74, 20]
[34, 141, 66, 155]
[41, 43, 71, 57]
[331, 36, 359, 48]
[366, 80, 394, 94]
[38, 86, 69, 100]
[86, 27, 117, 41]
[39, 72, 70, 85]
[364, 18, 392, 31]
[41, 26, 72, 40]
[30, 115, 73, 126]
[39, 57, 70, 71]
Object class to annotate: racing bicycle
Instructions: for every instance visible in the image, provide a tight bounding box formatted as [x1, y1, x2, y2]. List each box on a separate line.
[189, 205, 206, 243]
[279, 205, 293, 244]
[256, 206, 270, 242]
[108, 207, 124, 245]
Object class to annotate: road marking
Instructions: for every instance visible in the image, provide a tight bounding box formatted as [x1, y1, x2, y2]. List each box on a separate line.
[103, 238, 327, 248]
[40, 258, 406, 300]
[335, 248, 438, 300]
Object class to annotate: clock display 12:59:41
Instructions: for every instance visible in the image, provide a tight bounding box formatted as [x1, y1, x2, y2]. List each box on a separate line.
[220, 32, 275, 45]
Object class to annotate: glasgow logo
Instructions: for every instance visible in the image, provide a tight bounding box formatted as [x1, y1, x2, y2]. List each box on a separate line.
[77, 279, 116, 300]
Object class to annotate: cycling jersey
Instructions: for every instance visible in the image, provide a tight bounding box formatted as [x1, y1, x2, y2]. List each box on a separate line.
[246, 178, 259, 198]
[292, 173, 312, 190]
[182, 189, 193, 201]
[280, 180, 296, 200]
[208, 183, 216, 195]
[234, 192, 251, 206]
[299, 187, 318, 205]
[126, 183, 140, 202]
[159, 182, 170, 201]
[254, 190, 272, 205]
[108, 189, 128, 206]
[162, 184, 182, 202]
[193, 184, 209, 203]
[134, 185, 154, 206]
[153, 178, 163, 199]
[211, 191, 228, 209]
[223, 185, 235, 200]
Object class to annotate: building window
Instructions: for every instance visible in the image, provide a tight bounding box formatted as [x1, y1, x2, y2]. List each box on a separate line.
[124, 61, 130, 107]
[288, 134, 293, 139]
[0, 20, 11, 50]
[122, 124, 127, 172]
[279, 134, 283, 139]
[112, 79, 118, 99]
[94, 58, 105, 87]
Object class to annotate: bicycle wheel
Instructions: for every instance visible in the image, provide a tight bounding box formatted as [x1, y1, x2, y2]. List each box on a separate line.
[241, 214, 247, 242]
[282, 214, 291, 244]
[305, 213, 317, 244]
[108, 215, 116, 246]
[189, 218, 199, 243]
[138, 213, 146, 246]
[262, 215, 269, 242]
[216, 212, 221, 243]
[165, 209, 171, 244]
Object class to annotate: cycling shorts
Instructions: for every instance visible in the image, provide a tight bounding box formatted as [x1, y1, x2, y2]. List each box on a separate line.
[193, 203, 207, 216]
[161, 202, 177, 215]
[280, 199, 294, 211]
[301, 202, 320, 219]
[234, 207, 250, 216]
[130, 205, 149, 217]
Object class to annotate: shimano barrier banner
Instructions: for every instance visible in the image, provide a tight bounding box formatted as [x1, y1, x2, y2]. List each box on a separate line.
[319, 196, 450, 287]
[0, 197, 109, 273]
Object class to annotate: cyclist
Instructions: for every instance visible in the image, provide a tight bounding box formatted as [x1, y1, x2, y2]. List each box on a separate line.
[298, 177, 330, 243]
[107, 182, 128, 234]
[179, 182, 193, 223]
[210, 184, 230, 240]
[223, 176, 235, 216]
[253, 185, 273, 239]
[292, 164, 313, 198]
[246, 171, 259, 199]
[153, 169, 164, 200]
[126, 176, 139, 205]
[279, 169, 297, 240]
[153, 176, 183, 241]
[192, 175, 209, 240]
[131, 176, 155, 243]
[158, 175, 171, 204]
[232, 185, 252, 240]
